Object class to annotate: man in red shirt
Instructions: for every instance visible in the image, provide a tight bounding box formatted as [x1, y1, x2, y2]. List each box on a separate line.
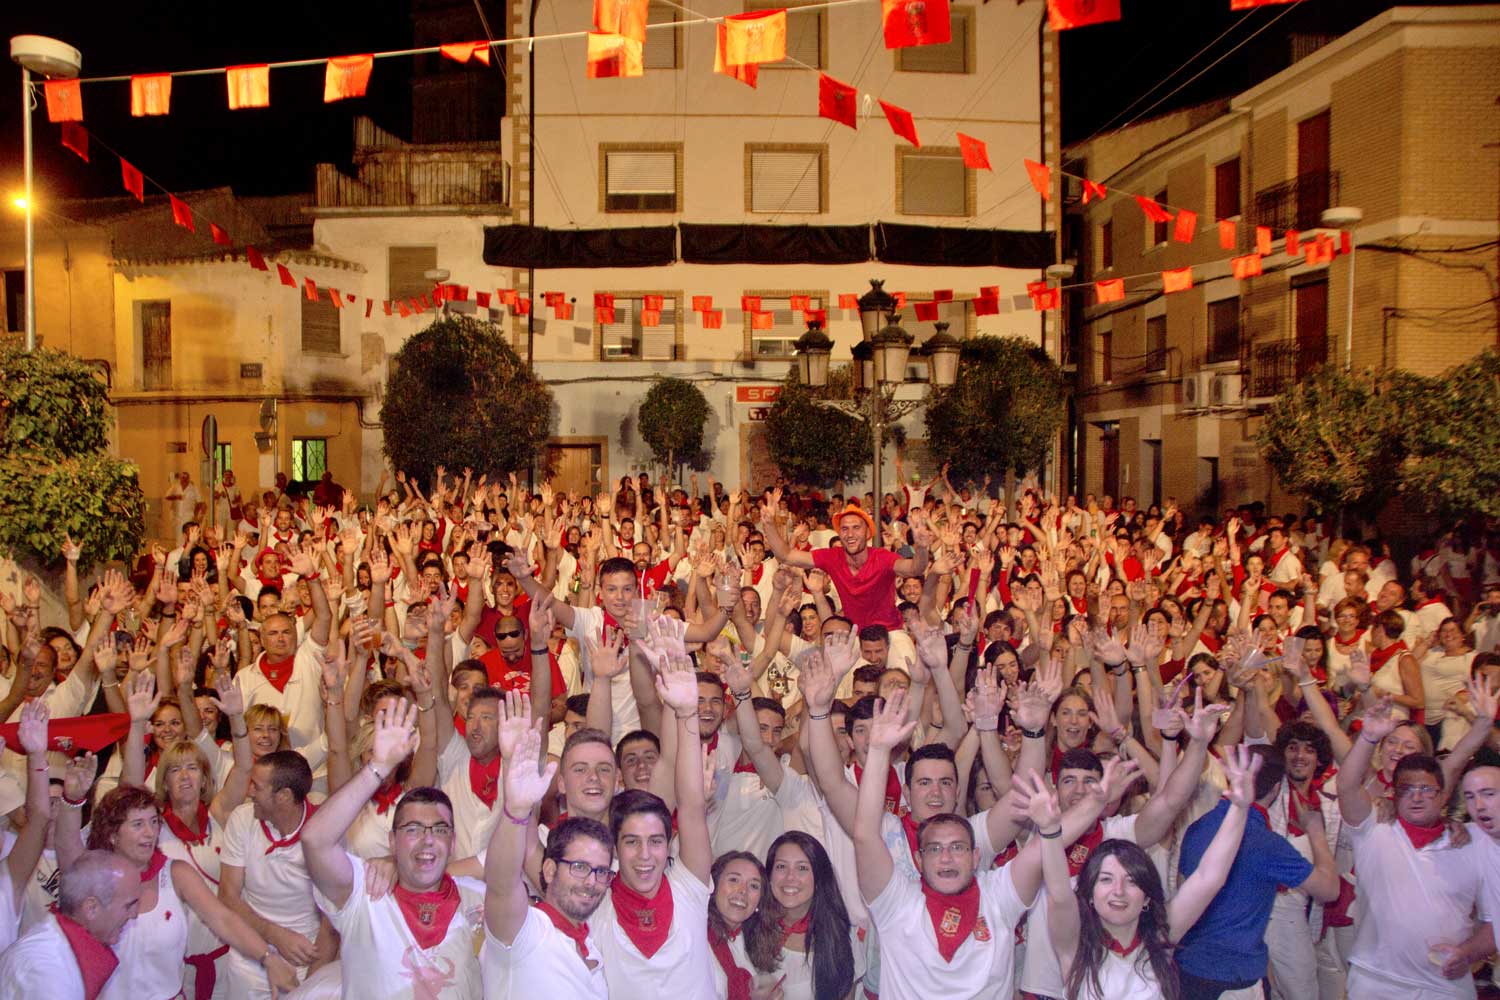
[760, 491, 929, 630]
[476, 613, 565, 701]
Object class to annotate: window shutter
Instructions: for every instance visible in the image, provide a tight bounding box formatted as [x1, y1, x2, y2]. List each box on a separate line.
[897, 11, 968, 73]
[902, 154, 967, 216]
[302, 294, 341, 354]
[751, 151, 821, 213]
[607, 152, 676, 195]
[388, 246, 437, 302]
[643, 1, 678, 69]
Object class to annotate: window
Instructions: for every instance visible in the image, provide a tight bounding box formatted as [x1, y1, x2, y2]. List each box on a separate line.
[643, 1, 680, 69]
[388, 246, 437, 302]
[1145, 316, 1166, 372]
[744, 1, 824, 68]
[1207, 298, 1240, 363]
[1100, 220, 1113, 269]
[743, 292, 826, 359]
[898, 148, 972, 217]
[1099, 330, 1113, 383]
[601, 145, 681, 212]
[302, 290, 341, 354]
[2, 269, 23, 333]
[213, 442, 232, 474]
[141, 300, 171, 391]
[291, 438, 328, 484]
[1294, 278, 1328, 377]
[747, 145, 825, 214]
[1153, 188, 1170, 245]
[1296, 111, 1331, 230]
[598, 294, 679, 361]
[895, 6, 972, 73]
[1215, 157, 1241, 219]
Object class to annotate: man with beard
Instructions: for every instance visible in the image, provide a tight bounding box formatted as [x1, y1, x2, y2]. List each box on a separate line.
[438, 687, 506, 859]
[302, 700, 486, 999]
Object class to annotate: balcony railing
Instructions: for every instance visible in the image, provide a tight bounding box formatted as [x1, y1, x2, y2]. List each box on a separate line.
[1251, 169, 1340, 234]
[1250, 339, 1326, 398]
[315, 151, 509, 210]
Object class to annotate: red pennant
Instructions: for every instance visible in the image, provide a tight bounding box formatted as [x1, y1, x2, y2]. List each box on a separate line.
[595, 306, 616, 324]
[169, 196, 195, 232]
[383, 301, 393, 316]
[741, 295, 761, 312]
[43, 80, 83, 123]
[1285, 230, 1300, 255]
[60, 123, 88, 162]
[643, 294, 664, 311]
[1031, 288, 1059, 311]
[702, 309, 723, 329]
[1173, 209, 1197, 243]
[973, 296, 999, 316]
[515, 297, 532, 315]
[594, 293, 614, 308]
[210, 223, 232, 247]
[1340, 231, 1352, 255]
[324, 55, 373, 102]
[957, 133, 990, 170]
[586, 33, 643, 79]
[933, 289, 953, 302]
[879, 100, 919, 147]
[439, 41, 492, 65]
[556, 302, 574, 320]
[1255, 226, 1272, 256]
[545, 291, 564, 308]
[641, 309, 662, 327]
[838, 294, 858, 310]
[692, 295, 713, 311]
[305, 278, 319, 302]
[804, 308, 827, 324]
[130, 74, 173, 117]
[277, 264, 296, 287]
[1046, 0, 1122, 30]
[1082, 179, 1107, 203]
[721, 10, 787, 65]
[1218, 218, 1236, 250]
[789, 295, 810, 311]
[594, 0, 649, 43]
[365, 299, 374, 317]
[121, 160, 145, 202]
[1161, 267, 1194, 293]
[882, 0, 952, 48]
[1134, 195, 1172, 224]
[1095, 279, 1125, 303]
[751, 311, 774, 330]
[914, 301, 939, 321]
[714, 24, 759, 88]
[329, 288, 344, 309]
[1023, 159, 1051, 200]
[245, 246, 268, 271]
[1230, 0, 1304, 8]
[980, 285, 999, 298]
[398, 300, 411, 318]
[475, 291, 491, 308]
[226, 64, 270, 109]
[818, 74, 859, 129]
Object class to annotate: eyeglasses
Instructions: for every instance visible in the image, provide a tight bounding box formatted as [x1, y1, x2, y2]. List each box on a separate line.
[557, 859, 616, 884]
[919, 841, 972, 858]
[396, 822, 454, 838]
[495, 629, 523, 640]
[1396, 784, 1441, 800]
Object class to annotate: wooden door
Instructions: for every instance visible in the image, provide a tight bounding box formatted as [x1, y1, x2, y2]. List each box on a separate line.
[1296, 111, 1330, 229]
[547, 443, 602, 499]
[1100, 425, 1120, 501]
[1295, 280, 1329, 377]
[142, 302, 171, 390]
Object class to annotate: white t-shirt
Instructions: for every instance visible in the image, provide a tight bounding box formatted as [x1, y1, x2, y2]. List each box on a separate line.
[591, 861, 716, 999]
[708, 758, 785, 861]
[235, 636, 328, 754]
[219, 801, 321, 942]
[481, 903, 608, 999]
[566, 605, 639, 744]
[313, 854, 486, 1000]
[99, 862, 189, 1000]
[439, 758, 502, 860]
[0, 913, 86, 1000]
[1074, 947, 1163, 1000]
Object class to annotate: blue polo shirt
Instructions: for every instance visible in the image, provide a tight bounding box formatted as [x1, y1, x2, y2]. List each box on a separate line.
[1175, 799, 1314, 984]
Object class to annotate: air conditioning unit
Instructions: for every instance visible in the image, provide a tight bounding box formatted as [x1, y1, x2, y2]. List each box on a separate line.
[1181, 371, 1213, 408]
[1210, 373, 1245, 407]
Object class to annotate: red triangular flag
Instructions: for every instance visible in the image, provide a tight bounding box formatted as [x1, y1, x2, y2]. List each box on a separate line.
[1285, 229, 1300, 255]
[1047, 0, 1122, 30]
[914, 301, 939, 321]
[702, 309, 723, 329]
[43, 80, 82, 123]
[226, 64, 270, 109]
[1095, 279, 1125, 303]
[440, 41, 492, 65]
[1218, 218, 1236, 250]
[1230, 0, 1304, 8]
[329, 288, 344, 309]
[741, 295, 761, 312]
[1134, 195, 1172, 224]
[130, 74, 173, 117]
[586, 33, 643, 79]
[1082, 179, 1107, 203]
[169, 195, 195, 232]
[365, 299, 374, 317]
[1232, 253, 1263, 280]
[305, 278, 319, 302]
[643, 294, 664, 311]
[882, 0, 951, 48]
[714, 24, 759, 88]
[245, 246, 268, 271]
[933, 289, 953, 302]
[1161, 267, 1194, 293]
[1023, 159, 1051, 200]
[121, 160, 145, 202]
[1255, 226, 1273, 256]
[594, 0, 649, 43]
[595, 306, 617, 324]
[838, 294, 858, 309]
[692, 295, 713, 311]
[277, 264, 295, 287]
[556, 302, 574, 320]
[398, 300, 412, 318]
[751, 311, 774, 330]
[957, 133, 990, 170]
[818, 74, 858, 129]
[324, 55, 373, 102]
[879, 100, 920, 147]
[1173, 209, 1197, 243]
[60, 123, 88, 162]
[210, 223, 232, 247]
[722, 10, 787, 65]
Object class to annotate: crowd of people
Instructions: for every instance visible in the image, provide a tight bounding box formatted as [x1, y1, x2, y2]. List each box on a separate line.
[3, 460, 1500, 1000]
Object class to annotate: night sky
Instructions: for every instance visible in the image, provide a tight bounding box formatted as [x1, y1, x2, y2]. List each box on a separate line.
[0, 0, 1485, 204]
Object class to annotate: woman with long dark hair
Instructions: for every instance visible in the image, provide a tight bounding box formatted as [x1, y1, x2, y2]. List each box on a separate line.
[1040, 744, 1262, 1000]
[708, 851, 766, 999]
[744, 831, 856, 1000]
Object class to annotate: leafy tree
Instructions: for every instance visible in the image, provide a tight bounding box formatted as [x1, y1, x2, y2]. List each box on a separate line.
[1398, 350, 1500, 520]
[0, 346, 145, 569]
[382, 315, 555, 486]
[923, 336, 1067, 484]
[764, 366, 872, 489]
[638, 377, 712, 476]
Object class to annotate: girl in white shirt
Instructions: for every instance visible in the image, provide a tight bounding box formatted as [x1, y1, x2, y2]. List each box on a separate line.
[742, 831, 856, 1000]
[707, 851, 763, 999]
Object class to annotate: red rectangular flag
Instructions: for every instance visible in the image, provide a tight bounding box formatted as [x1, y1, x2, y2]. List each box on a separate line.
[365, 299, 374, 318]
[751, 311, 774, 330]
[933, 289, 953, 302]
[1134, 195, 1172, 223]
[914, 301, 939, 321]
[545, 291, 564, 308]
[43, 80, 82, 122]
[586, 33, 643, 79]
[804, 309, 826, 324]
[1172, 209, 1197, 243]
[595, 306, 616, 324]
[324, 55, 373, 102]
[593, 293, 614, 309]
[702, 310, 723, 329]
[1255, 226, 1273, 256]
[305, 278, 319, 302]
[1095, 279, 1125, 303]
[1046, 0, 1122, 30]
[1161, 268, 1194, 293]
[692, 295, 713, 312]
[329, 289, 344, 309]
[439, 42, 491, 65]
[838, 294, 859, 310]
[882, 0, 951, 48]
[475, 291, 491, 308]
[714, 24, 759, 88]
[973, 296, 999, 316]
[1024, 159, 1051, 200]
[60, 123, 88, 162]
[515, 298, 532, 316]
[1231, 253, 1263, 280]
[594, 0, 649, 43]
[210, 223, 232, 246]
[722, 10, 787, 66]
[741, 295, 761, 312]
[121, 160, 145, 202]
[818, 74, 858, 129]
[169, 195, 194, 232]
[1218, 218, 1236, 250]
[1285, 230, 1300, 255]
[383, 301, 393, 316]
[1031, 288, 1059, 311]
[556, 302, 574, 320]
[130, 74, 173, 117]
[277, 264, 296, 287]
[789, 295, 810, 311]
[957, 133, 990, 170]
[641, 309, 661, 327]
[893, 291, 907, 308]
[643, 294, 664, 311]
[878, 100, 919, 147]
[1340, 231, 1352, 255]
[1082, 179, 1107, 203]
[245, 246, 268, 271]
[398, 300, 411, 318]
[226, 65, 270, 109]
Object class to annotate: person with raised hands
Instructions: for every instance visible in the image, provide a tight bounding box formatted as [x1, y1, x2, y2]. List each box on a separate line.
[0, 701, 59, 951]
[707, 639, 795, 858]
[301, 697, 485, 999]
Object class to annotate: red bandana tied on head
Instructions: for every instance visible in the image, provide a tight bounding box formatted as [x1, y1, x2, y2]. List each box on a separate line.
[920, 878, 986, 962]
[469, 755, 501, 809]
[537, 900, 591, 961]
[1398, 816, 1446, 850]
[853, 762, 906, 817]
[610, 876, 674, 957]
[262, 801, 315, 855]
[259, 654, 295, 694]
[708, 925, 751, 1000]
[54, 908, 120, 1000]
[392, 875, 461, 949]
[163, 802, 211, 847]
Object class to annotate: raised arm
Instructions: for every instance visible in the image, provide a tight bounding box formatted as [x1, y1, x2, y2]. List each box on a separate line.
[1337, 696, 1397, 827]
[853, 691, 914, 903]
[1168, 744, 1257, 941]
[655, 656, 713, 882]
[5, 702, 54, 903]
[718, 643, 784, 791]
[485, 709, 555, 944]
[799, 631, 863, 834]
[121, 670, 161, 791]
[759, 496, 814, 570]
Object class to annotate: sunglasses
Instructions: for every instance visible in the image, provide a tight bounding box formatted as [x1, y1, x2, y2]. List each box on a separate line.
[495, 629, 524, 640]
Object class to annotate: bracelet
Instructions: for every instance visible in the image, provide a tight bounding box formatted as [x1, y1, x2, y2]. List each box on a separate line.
[809, 710, 830, 721]
[502, 804, 531, 826]
[417, 699, 436, 712]
[366, 763, 388, 783]
[530, 647, 549, 656]
[1361, 733, 1381, 745]
[102, 680, 119, 689]
[731, 689, 752, 702]
[975, 723, 999, 733]
[956, 642, 974, 652]
[260, 942, 279, 966]
[1297, 680, 1318, 688]
[61, 793, 88, 808]
[1038, 827, 1063, 839]
[1020, 726, 1046, 740]
[231, 728, 248, 739]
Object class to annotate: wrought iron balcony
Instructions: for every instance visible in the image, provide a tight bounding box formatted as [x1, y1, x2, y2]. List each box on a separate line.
[1251, 169, 1340, 234]
[1250, 338, 1326, 398]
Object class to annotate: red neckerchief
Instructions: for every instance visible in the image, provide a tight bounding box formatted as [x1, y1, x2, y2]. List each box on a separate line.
[163, 802, 211, 847]
[1106, 933, 1143, 958]
[1265, 546, 1289, 571]
[53, 909, 119, 1000]
[1373, 768, 1394, 798]
[256, 573, 283, 591]
[708, 925, 751, 1000]
[1199, 632, 1222, 654]
[1398, 816, 1446, 850]
[704, 731, 720, 758]
[1070, 596, 1088, 616]
[610, 876, 674, 958]
[1286, 780, 1323, 837]
[779, 912, 810, 946]
[749, 564, 765, 586]
[1335, 629, 1366, 647]
[900, 813, 921, 868]
[372, 781, 404, 815]
[732, 759, 758, 775]
[469, 755, 501, 809]
[140, 848, 168, 882]
[261, 801, 314, 855]
[392, 875, 461, 949]
[1249, 802, 1271, 827]
[453, 712, 467, 737]
[1067, 820, 1105, 877]
[853, 762, 906, 817]
[920, 878, 983, 962]
[1369, 640, 1407, 673]
[537, 900, 591, 962]
[1416, 598, 1444, 611]
[259, 654, 295, 694]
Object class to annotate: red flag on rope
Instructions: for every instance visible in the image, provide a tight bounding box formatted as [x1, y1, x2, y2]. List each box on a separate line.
[1047, 0, 1122, 30]
[130, 74, 172, 117]
[882, 0, 951, 48]
[593, 0, 649, 43]
[324, 55, 373, 102]
[957, 133, 990, 170]
[1162, 268, 1194, 293]
[1172, 209, 1197, 243]
[818, 74, 858, 129]
[1218, 219, 1236, 250]
[1024, 159, 1051, 200]
[879, 100, 920, 147]
[60, 123, 88, 162]
[1134, 195, 1172, 224]
[1082, 179, 1107, 203]
[43, 80, 82, 122]
[169, 195, 194, 232]
[226, 65, 270, 109]
[1095, 279, 1125, 303]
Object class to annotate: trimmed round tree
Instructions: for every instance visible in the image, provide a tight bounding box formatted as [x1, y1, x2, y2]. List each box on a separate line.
[638, 377, 712, 477]
[764, 365, 871, 489]
[382, 315, 555, 486]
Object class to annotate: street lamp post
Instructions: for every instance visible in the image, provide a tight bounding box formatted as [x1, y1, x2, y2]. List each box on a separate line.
[10, 35, 81, 352]
[1321, 205, 1363, 370]
[793, 279, 960, 547]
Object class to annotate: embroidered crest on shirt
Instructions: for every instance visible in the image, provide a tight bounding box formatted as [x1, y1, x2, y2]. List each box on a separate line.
[974, 916, 991, 942]
[401, 947, 456, 1000]
[1068, 843, 1091, 868]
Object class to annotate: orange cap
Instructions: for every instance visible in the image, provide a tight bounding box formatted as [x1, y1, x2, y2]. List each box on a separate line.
[836, 503, 876, 538]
